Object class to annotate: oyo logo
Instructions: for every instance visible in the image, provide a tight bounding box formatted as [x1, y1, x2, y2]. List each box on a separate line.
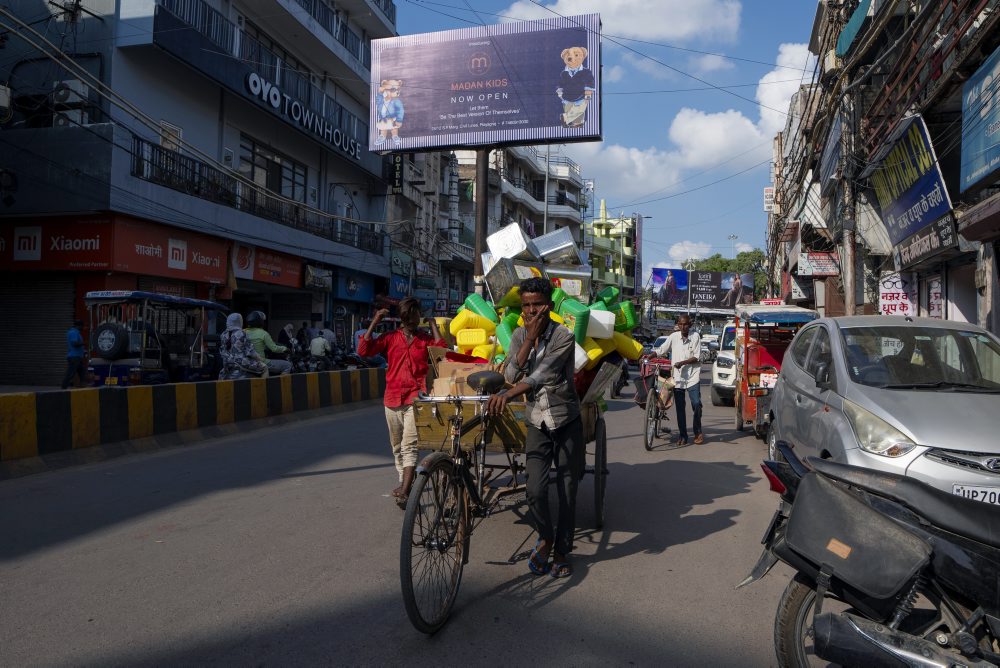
[168, 238, 187, 270]
[13, 226, 41, 261]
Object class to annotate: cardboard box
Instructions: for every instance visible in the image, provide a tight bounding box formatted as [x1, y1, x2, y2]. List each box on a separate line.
[432, 361, 490, 396]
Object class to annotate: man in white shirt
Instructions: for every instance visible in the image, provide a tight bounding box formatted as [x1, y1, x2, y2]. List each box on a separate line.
[310, 333, 331, 358]
[655, 315, 705, 445]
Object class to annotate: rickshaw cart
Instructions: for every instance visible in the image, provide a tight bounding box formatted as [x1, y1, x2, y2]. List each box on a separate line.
[401, 362, 616, 634]
[733, 304, 818, 439]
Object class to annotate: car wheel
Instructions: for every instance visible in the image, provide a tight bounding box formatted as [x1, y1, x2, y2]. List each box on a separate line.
[711, 385, 722, 406]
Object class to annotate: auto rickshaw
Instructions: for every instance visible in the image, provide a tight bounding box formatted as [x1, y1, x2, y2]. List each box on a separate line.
[733, 303, 818, 439]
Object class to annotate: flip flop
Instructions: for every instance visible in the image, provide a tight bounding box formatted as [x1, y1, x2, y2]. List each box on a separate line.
[528, 540, 551, 576]
[550, 559, 573, 579]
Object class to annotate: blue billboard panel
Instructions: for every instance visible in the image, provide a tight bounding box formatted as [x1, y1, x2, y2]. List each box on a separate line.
[960, 44, 1000, 192]
[369, 14, 601, 151]
[867, 115, 953, 246]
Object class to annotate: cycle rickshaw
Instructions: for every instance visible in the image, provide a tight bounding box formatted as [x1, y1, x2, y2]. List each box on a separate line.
[400, 362, 618, 634]
[635, 355, 674, 451]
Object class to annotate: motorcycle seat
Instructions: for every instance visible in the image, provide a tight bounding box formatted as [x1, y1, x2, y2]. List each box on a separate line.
[808, 457, 1000, 550]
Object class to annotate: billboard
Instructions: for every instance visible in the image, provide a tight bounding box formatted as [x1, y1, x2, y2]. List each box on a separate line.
[651, 268, 754, 308]
[651, 267, 687, 305]
[369, 14, 601, 151]
[866, 115, 952, 246]
[960, 44, 1000, 193]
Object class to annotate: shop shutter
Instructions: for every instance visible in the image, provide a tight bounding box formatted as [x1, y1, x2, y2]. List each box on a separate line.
[0, 274, 76, 386]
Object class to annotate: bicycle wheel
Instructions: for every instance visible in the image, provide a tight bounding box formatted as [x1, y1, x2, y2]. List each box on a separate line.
[400, 453, 467, 634]
[643, 389, 658, 451]
[593, 417, 607, 529]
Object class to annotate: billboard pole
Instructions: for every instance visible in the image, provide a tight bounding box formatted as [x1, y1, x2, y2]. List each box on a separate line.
[474, 147, 489, 295]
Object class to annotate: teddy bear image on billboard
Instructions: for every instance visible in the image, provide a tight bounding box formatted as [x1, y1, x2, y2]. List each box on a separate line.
[555, 47, 595, 128]
[375, 79, 404, 147]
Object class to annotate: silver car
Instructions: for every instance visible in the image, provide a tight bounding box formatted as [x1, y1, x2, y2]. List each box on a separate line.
[769, 316, 1000, 502]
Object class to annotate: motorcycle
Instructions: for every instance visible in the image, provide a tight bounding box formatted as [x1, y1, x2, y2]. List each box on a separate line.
[739, 442, 1000, 667]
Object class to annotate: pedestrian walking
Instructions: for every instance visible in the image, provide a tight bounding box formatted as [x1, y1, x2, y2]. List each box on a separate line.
[358, 298, 445, 507]
[655, 314, 704, 445]
[487, 277, 583, 578]
[61, 319, 87, 389]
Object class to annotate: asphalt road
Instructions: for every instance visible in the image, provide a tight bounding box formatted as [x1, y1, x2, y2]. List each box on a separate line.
[0, 372, 794, 667]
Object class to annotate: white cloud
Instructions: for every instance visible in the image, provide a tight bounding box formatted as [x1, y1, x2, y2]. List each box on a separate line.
[735, 242, 754, 253]
[688, 53, 735, 75]
[756, 43, 814, 137]
[667, 108, 767, 169]
[604, 64, 626, 83]
[501, 0, 742, 43]
[668, 241, 711, 264]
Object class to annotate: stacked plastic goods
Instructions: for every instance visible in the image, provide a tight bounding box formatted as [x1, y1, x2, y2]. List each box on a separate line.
[444, 222, 645, 371]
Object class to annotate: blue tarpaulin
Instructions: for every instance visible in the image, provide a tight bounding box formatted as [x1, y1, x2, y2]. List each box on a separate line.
[836, 0, 873, 57]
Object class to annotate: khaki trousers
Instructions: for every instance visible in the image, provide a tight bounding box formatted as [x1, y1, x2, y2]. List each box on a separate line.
[384, 404, 419, 480]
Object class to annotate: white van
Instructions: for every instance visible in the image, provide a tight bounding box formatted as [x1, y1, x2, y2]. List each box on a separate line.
[711, 320, 737, 405]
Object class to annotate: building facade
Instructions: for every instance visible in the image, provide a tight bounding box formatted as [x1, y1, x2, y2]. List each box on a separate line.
[586, 199, 638, 300]
[767, 0, 1000, 333]
[0, 0, 395, 383]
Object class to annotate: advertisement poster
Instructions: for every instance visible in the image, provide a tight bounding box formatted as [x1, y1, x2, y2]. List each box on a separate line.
[370, 14, 601, 151]
[651, 267, 687, 305]
[866, 115, 953, 245]
[797, 251, 840, 276]
[878, 271, 916, 316]
[927, 276, 943, 318]
[960, 44, 1000, 192]
[689, 271, 755, 309]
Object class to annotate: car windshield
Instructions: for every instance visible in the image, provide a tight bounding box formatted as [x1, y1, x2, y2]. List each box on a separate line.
[840, 326, 1000, 391]
[720, 327, 736, 351]
[653, 336, 668, 350]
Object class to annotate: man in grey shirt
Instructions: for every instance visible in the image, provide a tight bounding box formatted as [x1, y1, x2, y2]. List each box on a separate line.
[487, 277, 583, 579]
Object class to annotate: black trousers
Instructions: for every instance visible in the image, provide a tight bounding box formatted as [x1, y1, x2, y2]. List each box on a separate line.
[524, 414, 585, 556]
[61, 356, 86, 389]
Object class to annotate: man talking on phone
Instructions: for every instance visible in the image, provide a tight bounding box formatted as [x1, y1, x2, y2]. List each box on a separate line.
[486, 277, 582, 579]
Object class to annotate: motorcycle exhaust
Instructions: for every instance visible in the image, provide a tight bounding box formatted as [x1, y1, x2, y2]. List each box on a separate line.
[813, 613, 985, 668]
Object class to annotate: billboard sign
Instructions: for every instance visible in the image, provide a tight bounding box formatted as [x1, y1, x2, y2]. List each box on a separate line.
[892, 215, 957, 270]
[651, 267, 687, 305]
[650, 268, 754, 308]
[797, 251, 840, 276]
[867, 115, 953, 245]
[369, 14, 601, 151]
[960, 44, 1000, 192]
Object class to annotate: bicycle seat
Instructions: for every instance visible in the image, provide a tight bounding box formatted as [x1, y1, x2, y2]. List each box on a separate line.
[466, 370, 506, 395]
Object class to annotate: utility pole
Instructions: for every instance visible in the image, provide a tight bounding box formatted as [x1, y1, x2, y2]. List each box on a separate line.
[473, 148, 489, 295]
[542, 144, 550, 235]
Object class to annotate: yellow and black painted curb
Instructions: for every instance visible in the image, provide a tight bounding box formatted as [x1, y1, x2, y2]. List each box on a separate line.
[0, 368, 385, 467]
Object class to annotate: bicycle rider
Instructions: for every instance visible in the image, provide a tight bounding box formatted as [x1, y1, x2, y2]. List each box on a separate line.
[486, 277, 583, 579]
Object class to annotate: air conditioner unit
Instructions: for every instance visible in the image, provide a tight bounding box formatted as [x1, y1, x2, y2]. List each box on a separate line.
[822, 49, 841, 77]
[54, 108, 88, 127]
[53, 79, 88, 105]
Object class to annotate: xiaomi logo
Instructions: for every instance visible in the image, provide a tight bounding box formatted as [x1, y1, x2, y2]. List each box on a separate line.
[13, 226, 41, 261]
[168, 238, 187, 270]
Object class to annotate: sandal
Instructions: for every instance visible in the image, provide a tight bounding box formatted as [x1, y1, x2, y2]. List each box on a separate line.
[550, 556, 573, 579]
[528, 540, 551, 576]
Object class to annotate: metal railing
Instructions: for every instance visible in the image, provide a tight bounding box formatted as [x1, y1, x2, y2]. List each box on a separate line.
[287, 0, 370, 67]
[131, 135, 384, 255]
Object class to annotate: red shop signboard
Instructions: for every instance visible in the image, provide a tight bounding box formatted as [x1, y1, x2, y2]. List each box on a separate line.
[231, 241, 302, 288]
[113, 217, 228, 284]
[0, 218, 115, 270]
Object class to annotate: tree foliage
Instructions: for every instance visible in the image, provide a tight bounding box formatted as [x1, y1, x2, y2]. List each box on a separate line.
[689, 249, 767, 300]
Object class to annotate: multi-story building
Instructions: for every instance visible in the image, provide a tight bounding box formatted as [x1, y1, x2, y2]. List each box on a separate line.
[767, 0, 1000, 332]
[0, 0, 395, 383]
[587, 199, 638, 300]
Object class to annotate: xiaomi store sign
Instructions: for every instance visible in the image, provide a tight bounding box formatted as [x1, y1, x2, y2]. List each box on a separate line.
[0, 216, 228, 283]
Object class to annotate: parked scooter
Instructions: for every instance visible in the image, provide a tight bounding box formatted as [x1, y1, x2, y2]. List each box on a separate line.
[740, 442, 1000, 667]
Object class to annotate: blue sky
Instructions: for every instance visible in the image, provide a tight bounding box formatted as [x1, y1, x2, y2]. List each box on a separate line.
[394, 0, 819, 282]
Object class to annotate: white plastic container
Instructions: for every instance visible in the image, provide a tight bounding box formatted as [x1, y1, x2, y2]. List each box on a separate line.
[574, 342, 589, 372]
[487, 222, 540, 261]
[534, 227, 584, 265]
[586, 308, 616, 339]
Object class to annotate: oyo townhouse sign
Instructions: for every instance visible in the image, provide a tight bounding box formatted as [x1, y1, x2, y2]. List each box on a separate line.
[245, 72, 363, 161]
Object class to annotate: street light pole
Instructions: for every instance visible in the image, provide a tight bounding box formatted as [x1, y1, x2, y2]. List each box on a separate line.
[728, 233, 739, 259]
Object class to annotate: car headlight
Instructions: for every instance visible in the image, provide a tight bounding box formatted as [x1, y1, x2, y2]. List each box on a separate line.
[716, 357, 735, 369]
[843, 400, 915, 458]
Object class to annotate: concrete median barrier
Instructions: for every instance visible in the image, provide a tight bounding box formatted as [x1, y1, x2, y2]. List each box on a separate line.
[0, 368, 385, 464]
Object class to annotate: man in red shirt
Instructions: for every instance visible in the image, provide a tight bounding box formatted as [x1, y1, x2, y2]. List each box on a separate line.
[358, 297, 445, 506]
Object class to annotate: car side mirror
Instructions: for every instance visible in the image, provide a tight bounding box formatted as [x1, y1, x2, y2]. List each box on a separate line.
[815, 362, 834, 391]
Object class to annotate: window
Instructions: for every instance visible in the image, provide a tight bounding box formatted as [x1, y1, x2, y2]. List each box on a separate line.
[238, 134, 307, 202]
[805, 327, 832, 378]
[241, 20, 313, 104]
[159, 121, 182, 152]
[789, 326, 818, 368]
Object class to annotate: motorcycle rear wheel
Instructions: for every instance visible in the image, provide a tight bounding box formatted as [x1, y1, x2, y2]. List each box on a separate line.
[774, 575, 852, 667]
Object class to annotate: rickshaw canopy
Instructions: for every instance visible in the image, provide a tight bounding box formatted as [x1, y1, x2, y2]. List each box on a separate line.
[84, 290, 228, 311]
[735, 304, 818, 325]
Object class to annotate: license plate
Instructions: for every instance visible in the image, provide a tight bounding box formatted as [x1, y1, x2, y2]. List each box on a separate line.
[104, 376, 118, 385]
[953, 485, 1000, 505]
[347, 365, 357, 370]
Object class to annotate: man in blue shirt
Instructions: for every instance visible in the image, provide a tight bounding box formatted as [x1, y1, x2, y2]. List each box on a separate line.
[61, 319, 87, 389]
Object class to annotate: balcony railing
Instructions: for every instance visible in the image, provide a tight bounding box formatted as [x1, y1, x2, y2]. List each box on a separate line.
[287, 0, 370, 68]
[131, 134, 385, 255]
[157, 0, 369, 140]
